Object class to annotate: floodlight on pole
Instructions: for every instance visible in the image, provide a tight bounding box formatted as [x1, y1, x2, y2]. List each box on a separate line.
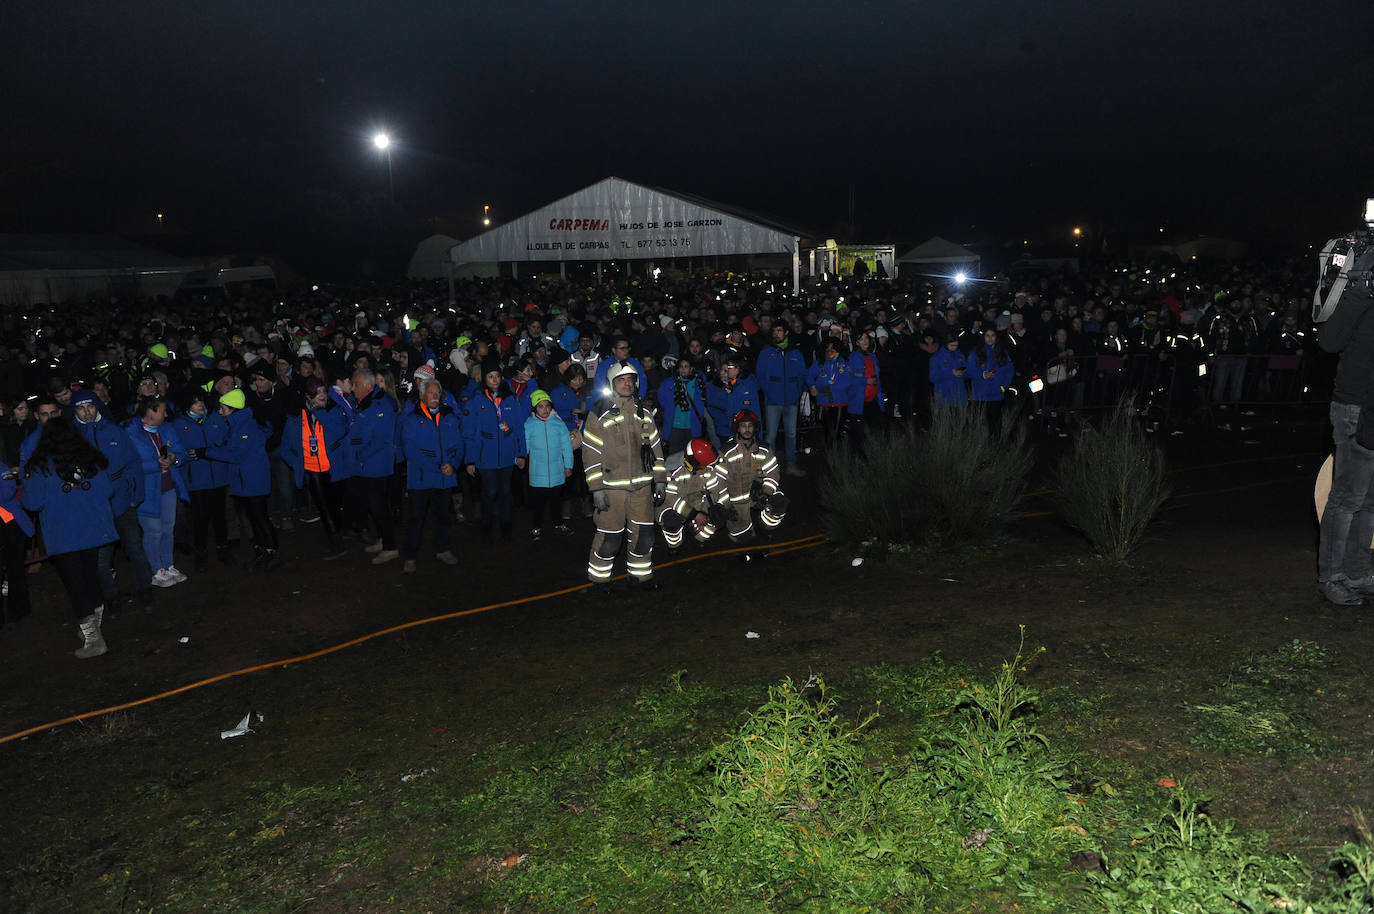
[372, 132, 395, 204]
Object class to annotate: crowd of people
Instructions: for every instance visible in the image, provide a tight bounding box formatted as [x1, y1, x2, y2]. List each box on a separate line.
[0, 254, 1326, 657]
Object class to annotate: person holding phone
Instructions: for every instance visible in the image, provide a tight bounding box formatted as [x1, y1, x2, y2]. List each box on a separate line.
[125, 395, 189, 588]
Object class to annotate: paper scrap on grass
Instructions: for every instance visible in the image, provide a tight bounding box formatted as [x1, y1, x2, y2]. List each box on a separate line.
[851, 557, 864, 567]
[179, 636, 189, 643]
[220, 713, 253, 740]
[745, 631, 760, 639]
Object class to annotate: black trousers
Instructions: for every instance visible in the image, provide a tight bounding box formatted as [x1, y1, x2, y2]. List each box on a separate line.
[235, 494, 279, 551]
[0, 520, 30, 622]
[404, 488, 452, 558]
[347, 476, 397, 549]
[190, 486, 229, 553]
[529, 483, 564, 529]
[305, 470, 341, 539]
[51, 547, 103, 619]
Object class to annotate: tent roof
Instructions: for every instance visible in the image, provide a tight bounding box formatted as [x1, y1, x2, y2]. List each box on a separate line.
[406, 233, 462, 280]
[0, 234, 195, 272]
[450, 176, 810, 265]
[897, 236, 981, 264]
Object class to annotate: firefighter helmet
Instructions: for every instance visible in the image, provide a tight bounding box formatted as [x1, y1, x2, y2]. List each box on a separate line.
[607, 360, 638, 383]
[685, 437, 716, 470]
[732, 409, 760, 433]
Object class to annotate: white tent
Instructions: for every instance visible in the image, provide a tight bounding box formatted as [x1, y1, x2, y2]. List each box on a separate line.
[406, 234, 462, 280]
[896, 236, 981, 278]
[448, 176, 805, 291]
[0, 234, 201, 306]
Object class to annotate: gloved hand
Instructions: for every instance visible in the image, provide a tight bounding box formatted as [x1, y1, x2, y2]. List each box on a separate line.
[592, 490, 611, 513]
[653, 482, 667, 504]
[189, 447, 207, 460]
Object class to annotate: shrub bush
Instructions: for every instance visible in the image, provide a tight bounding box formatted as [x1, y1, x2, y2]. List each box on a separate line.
[821, 403, 1032, 550]
[1054, 400, 1170, 561]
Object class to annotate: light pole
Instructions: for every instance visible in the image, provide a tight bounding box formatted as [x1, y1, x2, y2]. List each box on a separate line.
[372, 132, 394, 205]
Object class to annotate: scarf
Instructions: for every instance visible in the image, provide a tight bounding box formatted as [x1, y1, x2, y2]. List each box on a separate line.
[673, 373, 697, 414]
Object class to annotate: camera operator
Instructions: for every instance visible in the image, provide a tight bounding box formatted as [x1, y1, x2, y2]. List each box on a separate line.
[1315, 200, 1374, 605]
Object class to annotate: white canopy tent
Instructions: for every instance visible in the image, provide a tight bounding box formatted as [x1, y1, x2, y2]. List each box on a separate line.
[447, 176, 804, 296]
[896, 236, 981, 278]
[406, 234, 463, 280]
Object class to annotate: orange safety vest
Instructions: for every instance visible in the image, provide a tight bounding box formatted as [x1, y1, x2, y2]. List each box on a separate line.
[0, 504, 11, 524]
[301, 408, 330, 473]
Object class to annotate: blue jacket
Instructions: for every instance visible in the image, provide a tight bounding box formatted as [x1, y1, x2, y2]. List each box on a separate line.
[399, 403, 464, 491]
[282, 403, 353, 486]
[170, 412, 231, 491]
[929, 347, 969, 407]
[75, 415, 146, 515]
[21, 461, 116, 555]
[0, 462, 34, 537]
[756, 345, 807, 408]
[656, 375, 707, 438]
[549, 384, 586, 433]
[704, 375, 762, 437]
[328, 387, 357, 427]
[846, 351, 886, 414]
[968, 346, 1015, 402]
[558, 324, 580, 353]
[524, 411, 575, 489]
[205, 408, 272, 497]
[462, 388, 528, 470]
[349, 390, 398, 479]
[806, 356, 854, 409]
[18, 427, 41, 470]
[593, 356, 648, 399]
[125, 420, 190, 515]
[400, 390, 460, 418]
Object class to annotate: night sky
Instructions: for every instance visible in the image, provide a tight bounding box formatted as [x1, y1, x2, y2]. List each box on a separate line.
[4, 0, 1373, 263]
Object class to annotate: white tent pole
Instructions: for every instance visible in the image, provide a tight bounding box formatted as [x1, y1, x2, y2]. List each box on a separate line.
[596, 262, 602, 282]
[560, 262, 566, 279]
[792, 237, 800, 294]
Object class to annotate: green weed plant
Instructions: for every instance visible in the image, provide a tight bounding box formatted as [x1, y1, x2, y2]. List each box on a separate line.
[1186, 639, 1332, 757]
[1089, 781, 1320, 914]
[821, 404, 1031, 551]
[1055, 399, 1171, 561]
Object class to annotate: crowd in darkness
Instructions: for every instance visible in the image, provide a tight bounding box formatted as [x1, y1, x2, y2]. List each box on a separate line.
[0, 254, 1325, 656]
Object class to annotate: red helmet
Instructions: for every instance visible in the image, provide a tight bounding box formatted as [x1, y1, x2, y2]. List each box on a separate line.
[685, 437, 716, 469]
[732, 409, 760, 432]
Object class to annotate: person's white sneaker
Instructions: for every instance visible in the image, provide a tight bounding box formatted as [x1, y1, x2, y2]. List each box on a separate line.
[165, 565, 187, 584]
[152, 569, 176, 588]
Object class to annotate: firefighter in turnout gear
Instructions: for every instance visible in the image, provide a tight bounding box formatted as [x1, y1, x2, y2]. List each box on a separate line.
[657, 438, 729, 550]
[717, 409, 786, 542]
[582, 361, 668, 590]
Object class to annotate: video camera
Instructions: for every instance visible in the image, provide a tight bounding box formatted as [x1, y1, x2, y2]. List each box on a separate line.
[1312, 197, 1374, 324]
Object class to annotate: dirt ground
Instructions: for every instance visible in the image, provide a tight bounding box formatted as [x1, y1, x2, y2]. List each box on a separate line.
[3, 404, 1373, 904]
